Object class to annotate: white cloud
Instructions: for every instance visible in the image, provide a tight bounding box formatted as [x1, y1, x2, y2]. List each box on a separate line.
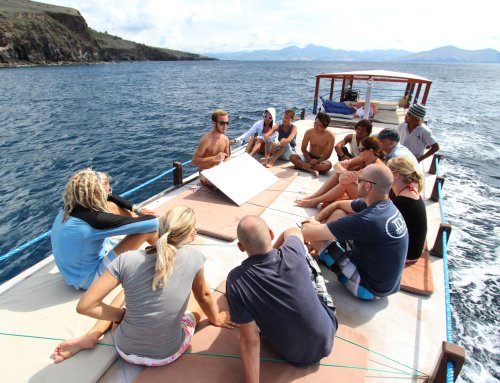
[39, 0, 500, 53]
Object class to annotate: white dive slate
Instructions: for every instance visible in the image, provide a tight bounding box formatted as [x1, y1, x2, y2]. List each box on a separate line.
[200, 153, 279, 206]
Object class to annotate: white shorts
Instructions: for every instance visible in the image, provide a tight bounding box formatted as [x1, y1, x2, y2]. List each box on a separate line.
[115, 311, 196, 366]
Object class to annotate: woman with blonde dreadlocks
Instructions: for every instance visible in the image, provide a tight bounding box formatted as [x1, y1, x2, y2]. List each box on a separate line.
[51, 168, 158, 290]
[52, 206, 237, 365]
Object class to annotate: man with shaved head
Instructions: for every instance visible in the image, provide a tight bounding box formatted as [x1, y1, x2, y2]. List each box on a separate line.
[302, 164, 408, 301]
[227, 216, 337, 382]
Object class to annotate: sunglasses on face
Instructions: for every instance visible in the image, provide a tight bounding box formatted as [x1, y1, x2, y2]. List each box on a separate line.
[263, 114, 272, 119]
[358, 177, 377, 185]
[359, 147, 368, 152]
[218, 121, 229, 126]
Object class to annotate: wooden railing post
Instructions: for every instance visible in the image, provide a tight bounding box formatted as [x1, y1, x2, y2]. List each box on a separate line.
[428, 154, 442, 175]
[429, 341, 465, 382]
[173, 162, 183, 186]
[431, 223, 452, 258]
[430, 176, 445, 202]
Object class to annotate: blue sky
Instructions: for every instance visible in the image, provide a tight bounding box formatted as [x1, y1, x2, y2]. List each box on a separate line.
[41, 0, 499, 53]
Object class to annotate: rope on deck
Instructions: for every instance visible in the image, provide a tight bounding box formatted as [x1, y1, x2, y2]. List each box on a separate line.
[0, 160, 193, 263]
[0, 331, 427, 379]
[435, 156, 455, 383]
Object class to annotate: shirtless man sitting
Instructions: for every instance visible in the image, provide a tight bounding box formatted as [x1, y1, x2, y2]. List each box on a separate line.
[289, 112, 335, 177]
[192, 109, 231, 186]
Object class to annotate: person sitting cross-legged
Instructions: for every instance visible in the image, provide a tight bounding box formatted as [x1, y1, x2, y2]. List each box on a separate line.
[289, 112, 335, 177]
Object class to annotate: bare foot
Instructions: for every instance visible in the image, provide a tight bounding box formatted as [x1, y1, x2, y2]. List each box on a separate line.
[52, 334, 99, 363]
[265, 163, 273, 168]
[295, 198, 319, 208]
[312, 170, 319, 178]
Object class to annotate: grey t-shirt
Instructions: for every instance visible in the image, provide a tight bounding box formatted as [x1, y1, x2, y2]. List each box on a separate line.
[108, 246, 205, 359]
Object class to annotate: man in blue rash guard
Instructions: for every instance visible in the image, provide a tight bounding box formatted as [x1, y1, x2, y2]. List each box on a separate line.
[51, 169, 158, 290]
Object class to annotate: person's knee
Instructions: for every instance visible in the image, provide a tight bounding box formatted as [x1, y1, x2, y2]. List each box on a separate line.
[289, 154, 300, 163]
[327, 209, 347, 222]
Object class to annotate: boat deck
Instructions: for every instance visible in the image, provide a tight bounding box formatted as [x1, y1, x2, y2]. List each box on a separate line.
[101, 118, 446, 382]
[0, 118, 446, 383]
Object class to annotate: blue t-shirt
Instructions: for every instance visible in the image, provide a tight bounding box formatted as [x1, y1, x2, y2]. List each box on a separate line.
[327, 199, 408, 296]
[226, 236, 337, 366]
[51, 205, 158, 289]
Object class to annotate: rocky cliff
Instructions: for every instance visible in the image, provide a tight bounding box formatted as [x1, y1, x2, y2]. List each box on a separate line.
[0, 0, 211, 66]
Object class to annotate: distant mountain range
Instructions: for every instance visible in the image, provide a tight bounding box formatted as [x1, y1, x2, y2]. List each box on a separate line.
[206, 44, 500, 63]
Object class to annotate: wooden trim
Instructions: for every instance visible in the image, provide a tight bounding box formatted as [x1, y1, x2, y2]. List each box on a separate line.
[429, 154, 443, 175]
[430, 175, 445, 202]
[173, 161, 183, 185]
[431, 223, 452, 258]
[429, 341, 466, 382]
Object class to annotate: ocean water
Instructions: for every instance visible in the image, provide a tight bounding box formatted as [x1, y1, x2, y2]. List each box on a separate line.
[0, 61, 499, 382]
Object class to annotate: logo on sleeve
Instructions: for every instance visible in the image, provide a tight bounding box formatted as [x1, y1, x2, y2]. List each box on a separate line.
[386, 211, 407, 238]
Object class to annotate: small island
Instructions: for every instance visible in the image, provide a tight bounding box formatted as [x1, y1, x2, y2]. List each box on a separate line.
[0, 0, 214, 67]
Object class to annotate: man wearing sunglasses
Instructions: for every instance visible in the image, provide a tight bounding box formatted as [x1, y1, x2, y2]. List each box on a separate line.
[192, 109, 231, 186]
[301, 164, 408, 301]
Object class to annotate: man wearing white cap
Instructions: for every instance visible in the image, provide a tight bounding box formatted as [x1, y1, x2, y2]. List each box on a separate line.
[397, 103, 440, 162]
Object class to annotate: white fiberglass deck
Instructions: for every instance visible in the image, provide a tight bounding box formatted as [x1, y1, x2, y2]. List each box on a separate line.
[0, 118, 446, 383]
[101, 118, 446, 382]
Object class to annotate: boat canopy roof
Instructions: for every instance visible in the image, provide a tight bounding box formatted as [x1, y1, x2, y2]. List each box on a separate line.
[312, 69, 433, 113]
[316, 69, 432, 84]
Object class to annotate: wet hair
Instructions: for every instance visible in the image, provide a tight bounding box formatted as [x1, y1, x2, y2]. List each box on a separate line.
[62, 168, 109, 222]
[387, 157, 424, 193]
[355, 119, 373, 135]
[283, 109, 296, 119]
[211, 109, 228, 122]
[152, 206, 196, 291]
[316, 112, 331, 128]
[360, 136, 385, 161]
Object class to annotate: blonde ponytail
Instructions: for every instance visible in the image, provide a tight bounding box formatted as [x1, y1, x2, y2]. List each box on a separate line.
[387, 157, 424, 192]
[152, 206, 196, 291]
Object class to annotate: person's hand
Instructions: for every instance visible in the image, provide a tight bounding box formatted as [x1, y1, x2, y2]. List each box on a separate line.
[309, 159, 319, 166]
[279, 138, 288, 146]
[212, 311, 239, 329]
[339, 158, 351, 168]
[138, 208, 157, 217]
[301, 216, 319, 226]
[215, 152, 228, 162]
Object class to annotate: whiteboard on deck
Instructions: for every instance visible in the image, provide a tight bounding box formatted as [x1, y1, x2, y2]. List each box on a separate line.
[201, 153, 279, 206]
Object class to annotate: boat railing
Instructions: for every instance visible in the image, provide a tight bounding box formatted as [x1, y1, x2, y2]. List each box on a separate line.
[0, 160, 194, 264]
[428, 155, 465, 383]
[319, 87, 412, 105]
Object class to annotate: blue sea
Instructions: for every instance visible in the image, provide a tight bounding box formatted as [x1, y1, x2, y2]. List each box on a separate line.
[0, 61, 499, 382]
